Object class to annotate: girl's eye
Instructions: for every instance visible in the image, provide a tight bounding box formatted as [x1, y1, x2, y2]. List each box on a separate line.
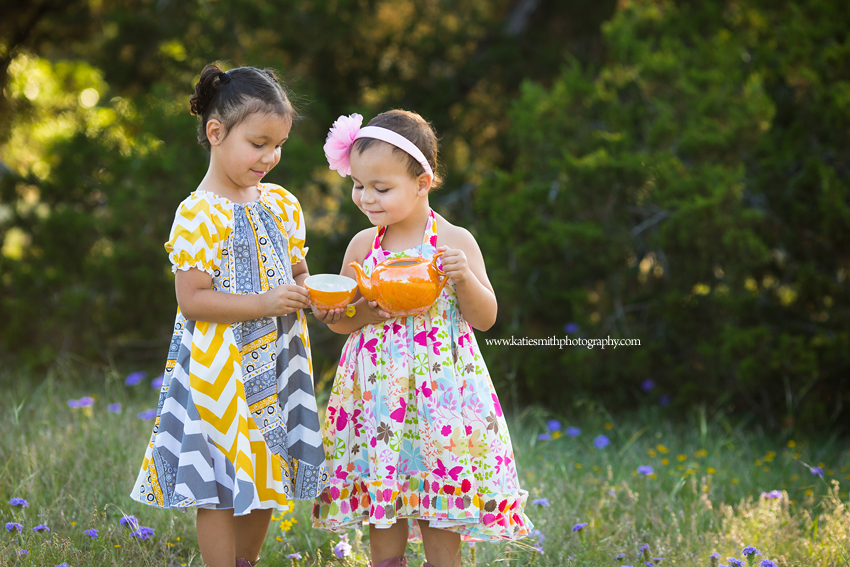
[252, 143, 263, 149]
[353, 185, 364, 190]
[375, 188, 389, 194]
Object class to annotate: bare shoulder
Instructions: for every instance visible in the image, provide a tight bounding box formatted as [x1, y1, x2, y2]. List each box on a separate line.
[345, 227, 379, 264]
[434, 213, 480, 251]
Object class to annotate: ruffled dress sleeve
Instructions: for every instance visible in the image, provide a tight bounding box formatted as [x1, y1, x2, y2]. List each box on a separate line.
[262, 184, 307, 264]
[164, 192, 234, 276]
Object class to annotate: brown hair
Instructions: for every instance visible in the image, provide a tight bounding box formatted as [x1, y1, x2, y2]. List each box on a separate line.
[352, 109, 443, 190]
[189, 63, 298, 151]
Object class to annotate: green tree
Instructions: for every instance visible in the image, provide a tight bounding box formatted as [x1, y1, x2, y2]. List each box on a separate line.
[476, 0, 850, 429]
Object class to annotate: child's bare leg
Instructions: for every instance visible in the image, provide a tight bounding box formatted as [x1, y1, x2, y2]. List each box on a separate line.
[197, 508, 235, 567]
[369, 521, 408, 565]
[417, 520, 461, 567]
[234, 508, 273, 563]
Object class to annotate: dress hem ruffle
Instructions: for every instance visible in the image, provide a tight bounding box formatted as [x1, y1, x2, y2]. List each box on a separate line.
[311, 473, 532, 542]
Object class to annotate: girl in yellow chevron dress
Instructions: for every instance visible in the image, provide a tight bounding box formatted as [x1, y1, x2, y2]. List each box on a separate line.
[131, 63, 328, 567]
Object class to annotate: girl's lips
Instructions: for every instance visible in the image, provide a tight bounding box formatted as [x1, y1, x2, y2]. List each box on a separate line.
[252, 170, 266, 177]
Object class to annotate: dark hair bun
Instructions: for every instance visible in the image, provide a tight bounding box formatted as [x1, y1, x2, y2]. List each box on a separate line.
[189, 62, 297, 151]
[189, 64, 229, 117]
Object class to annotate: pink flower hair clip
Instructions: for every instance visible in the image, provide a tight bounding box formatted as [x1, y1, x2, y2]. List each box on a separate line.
[323, 113, 363, 177]
[323, 113, 434, 180]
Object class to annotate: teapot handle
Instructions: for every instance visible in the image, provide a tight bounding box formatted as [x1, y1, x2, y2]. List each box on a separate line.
[431, 251, 449, 289]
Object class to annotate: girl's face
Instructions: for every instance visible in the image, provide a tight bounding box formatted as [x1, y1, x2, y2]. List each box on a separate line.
[208, 111, 291, 190]
[350, 142, 430, 226]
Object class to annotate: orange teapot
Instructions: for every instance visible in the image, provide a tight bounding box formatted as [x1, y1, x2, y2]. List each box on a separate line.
[349, 252, 448, 317]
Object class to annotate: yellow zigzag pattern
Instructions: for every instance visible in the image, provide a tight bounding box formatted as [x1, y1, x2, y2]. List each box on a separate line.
[188, 320, 292, 508]
[261, 185, 306, 263]
[190, 321, 257, 493]
[165, 194, 233, 274]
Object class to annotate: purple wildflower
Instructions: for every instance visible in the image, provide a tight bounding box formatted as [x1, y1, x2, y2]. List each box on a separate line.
[125, 371, 147, 386]
[56, 563, 70, 567]
[659, 394, 671, 406]
[83, 528, 99, 539]
[810, 467, 824, 477]
[639, 544, 650, 553]
[760, 561, 777, 567]
[333, 534, 352, 558]
[645, 563, 654, 567]
[532, 498, 550, 507]
[641, 379, 655, 392]
[547, 419, 562, 432]
[32, 524, 50, 533]
[119, 515, 140, 529]
[637, 465, 654, 476]
[17, 549, 29, 556]
[108, 403, 122, 414]
[571, 522, 588, 532]
[567, 426, 581, 437]
[5, 522, 23, 532]
[593, 434, 610, 449]
[286, 552, 302, 559]
[710, 553, 720, 559]
[130, 526, 155, 540]
[564, 322, 580, 334]
[151, 374, 164, 389]
[78, 396, 94, 407]
[761, 490, 782, 499]
[537, 433, 551, 441]
[616, 554, 626, 560]
[137, 409, 158, 420]
[727, 558, 744, 567]
[529, 528, 545, 543]
[9, 497, 28, 507]
[742, 547, 761, 558]
[68, 399, 81, 408]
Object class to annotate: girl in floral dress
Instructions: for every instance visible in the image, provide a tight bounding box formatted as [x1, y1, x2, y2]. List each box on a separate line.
[131, 64, 328, 567]
[311, 110, 532, 567]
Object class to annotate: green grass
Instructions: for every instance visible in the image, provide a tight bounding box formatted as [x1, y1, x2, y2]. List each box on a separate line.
[0, 365, 849, 567]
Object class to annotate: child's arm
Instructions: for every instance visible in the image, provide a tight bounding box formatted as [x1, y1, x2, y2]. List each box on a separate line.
[175, 267, 310, 324]
[437, 228, 497, 332]
[292, 257, 309, 287]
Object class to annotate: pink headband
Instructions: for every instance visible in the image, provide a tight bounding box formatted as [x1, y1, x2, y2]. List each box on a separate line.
[323, 113, 433, 179]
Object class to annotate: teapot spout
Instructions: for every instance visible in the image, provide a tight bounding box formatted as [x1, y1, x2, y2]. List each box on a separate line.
[348, 261, 375, 301]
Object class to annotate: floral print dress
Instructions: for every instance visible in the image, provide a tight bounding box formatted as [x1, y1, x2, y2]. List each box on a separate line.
[313, 209, 532, 541]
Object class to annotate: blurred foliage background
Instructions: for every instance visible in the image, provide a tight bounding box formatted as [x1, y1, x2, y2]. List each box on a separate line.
[1, 0, 848, 433]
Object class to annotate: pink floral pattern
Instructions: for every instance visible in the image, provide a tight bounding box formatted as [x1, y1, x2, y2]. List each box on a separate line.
[312, 210, 532, 541]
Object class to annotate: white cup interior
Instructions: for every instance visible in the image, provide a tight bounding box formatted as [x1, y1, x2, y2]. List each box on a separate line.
[304, 274, 357, 293]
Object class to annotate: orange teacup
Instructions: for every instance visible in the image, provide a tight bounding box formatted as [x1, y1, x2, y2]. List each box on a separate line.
[304, 274, 357, 311]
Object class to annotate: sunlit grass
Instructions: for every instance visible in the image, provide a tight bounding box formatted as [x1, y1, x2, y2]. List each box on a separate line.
[0, 366, 848, 566]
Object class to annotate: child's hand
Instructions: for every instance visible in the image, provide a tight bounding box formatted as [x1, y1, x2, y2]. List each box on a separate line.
[261, 284, 311, 316]
[366, 300, 391, 321]
[437, 245, 472, 284]
[311, 306, 346, 324]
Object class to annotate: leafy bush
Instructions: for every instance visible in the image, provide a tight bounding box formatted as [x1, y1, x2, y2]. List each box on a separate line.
[475, 0, 850, 430]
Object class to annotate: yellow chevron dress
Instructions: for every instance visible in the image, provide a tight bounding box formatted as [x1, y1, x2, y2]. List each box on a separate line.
[131, 184, 329, 515]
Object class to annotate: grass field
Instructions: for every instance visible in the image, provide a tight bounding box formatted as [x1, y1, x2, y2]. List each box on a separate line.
[1, 364, 848, 567]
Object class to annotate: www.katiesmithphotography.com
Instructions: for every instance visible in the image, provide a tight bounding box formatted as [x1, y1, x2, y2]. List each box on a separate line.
[483, 336, 640, 349]
[1, 2, 849, 566]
